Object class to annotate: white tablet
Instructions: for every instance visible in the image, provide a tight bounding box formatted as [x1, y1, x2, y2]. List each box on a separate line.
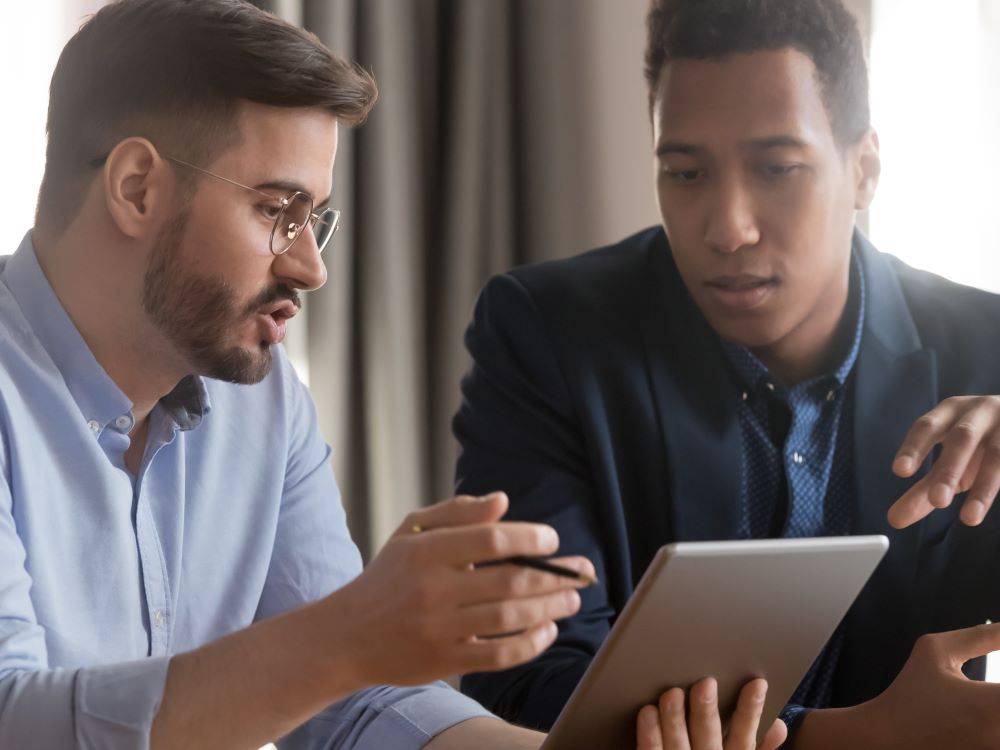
[541, 535, 889, 749]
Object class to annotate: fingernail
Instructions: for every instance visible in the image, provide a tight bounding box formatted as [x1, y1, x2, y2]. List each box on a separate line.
[929, 482, 953, 508]
[965, 499, 986, 525]
[700, 679, 717, 703]
[543, 527, 559, 549]
[894, 455, 914, 473]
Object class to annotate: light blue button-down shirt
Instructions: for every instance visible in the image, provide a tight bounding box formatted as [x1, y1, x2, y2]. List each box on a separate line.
[0, 232, 490, 749]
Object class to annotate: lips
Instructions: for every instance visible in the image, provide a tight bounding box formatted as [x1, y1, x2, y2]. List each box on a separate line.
[705, 274, 778, 311]
[257, 300, 299, 345]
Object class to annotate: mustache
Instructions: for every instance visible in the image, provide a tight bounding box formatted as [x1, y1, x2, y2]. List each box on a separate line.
[243, 284, 302, 317]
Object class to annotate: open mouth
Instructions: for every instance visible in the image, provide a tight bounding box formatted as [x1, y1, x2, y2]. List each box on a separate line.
[705, 275, 778, 310]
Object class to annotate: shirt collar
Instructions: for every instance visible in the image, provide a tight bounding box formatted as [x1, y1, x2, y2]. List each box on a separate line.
[721, 249, 867, 397]
[2, 231, 210, 433]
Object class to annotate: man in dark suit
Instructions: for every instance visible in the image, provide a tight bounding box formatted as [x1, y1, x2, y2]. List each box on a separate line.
[454, 0, 1000, 747]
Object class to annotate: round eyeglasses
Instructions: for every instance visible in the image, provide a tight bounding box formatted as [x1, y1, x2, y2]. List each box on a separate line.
[163, 156, 340, 256]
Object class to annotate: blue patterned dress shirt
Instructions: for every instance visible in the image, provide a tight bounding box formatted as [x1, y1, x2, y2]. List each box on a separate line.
[720, 253, 865, 741]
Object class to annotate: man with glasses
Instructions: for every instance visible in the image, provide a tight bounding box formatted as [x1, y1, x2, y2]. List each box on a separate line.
[0, 1, 613, 748]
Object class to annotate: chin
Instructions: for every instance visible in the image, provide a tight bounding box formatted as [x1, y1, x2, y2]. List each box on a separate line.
[709, 315, 788, 351]
[195, 344, 274, 385]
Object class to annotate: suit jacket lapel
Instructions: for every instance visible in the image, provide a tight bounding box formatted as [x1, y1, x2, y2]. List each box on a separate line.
[640, 231, 743, 542]
[836, 232, 939, 704]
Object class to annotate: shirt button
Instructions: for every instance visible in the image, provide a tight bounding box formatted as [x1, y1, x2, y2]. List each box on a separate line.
[115, 415, 132, 431]
[87, 419, 100, 433]
[765, 382, 775, 392]
[741, 391, 749, 401]
[792, 451, 805, 465]
[826, 390, 836, 402]
[153, 609, 165, 627]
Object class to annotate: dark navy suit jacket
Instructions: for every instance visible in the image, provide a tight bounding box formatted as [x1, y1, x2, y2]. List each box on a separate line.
[454, 225, 1000, 730]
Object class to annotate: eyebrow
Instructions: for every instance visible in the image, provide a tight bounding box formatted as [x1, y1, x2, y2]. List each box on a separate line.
[254, 180, 332, 209]
[655, 135, 810, 158]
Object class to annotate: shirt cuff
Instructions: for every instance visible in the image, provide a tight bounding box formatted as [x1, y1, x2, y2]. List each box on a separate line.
[75, 656, 171, 749]
[777, 704, 813, 749]
[352, 682, 494, 746]
[283, 682, 495, 749]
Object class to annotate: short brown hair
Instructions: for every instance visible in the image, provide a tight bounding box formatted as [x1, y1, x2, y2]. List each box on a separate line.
[37, 0, 377, 234]
[644, 0, 869, 146]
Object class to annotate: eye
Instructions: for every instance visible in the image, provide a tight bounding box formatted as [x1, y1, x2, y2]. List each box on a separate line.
[661, 167, 705, 184]
[758, 164, 800, 178]
[258, 202, 284, 221]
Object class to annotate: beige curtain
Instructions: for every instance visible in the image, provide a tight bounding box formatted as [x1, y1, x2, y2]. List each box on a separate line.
[261, 0, 661, 558]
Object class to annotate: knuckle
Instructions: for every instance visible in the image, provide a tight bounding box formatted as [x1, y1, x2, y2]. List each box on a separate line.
[915, 414, 939, 432]
[934, 466, 963, 486]
[484, 642, 516, 670]
[950, 421, 980, 445]
[483, 526, 508, 558]
[410, 578, 439, 611]
[492, 604, 521, 633]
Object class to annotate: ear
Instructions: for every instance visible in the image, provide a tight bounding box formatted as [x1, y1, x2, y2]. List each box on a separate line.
[852, 127, 881, 211]
[101, 137, 169, 239]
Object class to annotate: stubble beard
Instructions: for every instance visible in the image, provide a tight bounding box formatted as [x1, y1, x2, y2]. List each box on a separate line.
[141, 208, 274, 385]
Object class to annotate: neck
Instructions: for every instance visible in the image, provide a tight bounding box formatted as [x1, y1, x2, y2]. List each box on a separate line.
[32, 222, 187, 425]
[750, 260, 855, 388]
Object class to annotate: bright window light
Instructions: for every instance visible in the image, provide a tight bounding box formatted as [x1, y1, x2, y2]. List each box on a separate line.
[868, 0, 1000, 290]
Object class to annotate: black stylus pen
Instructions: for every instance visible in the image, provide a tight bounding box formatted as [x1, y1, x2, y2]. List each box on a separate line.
[498, 555, 598, 585]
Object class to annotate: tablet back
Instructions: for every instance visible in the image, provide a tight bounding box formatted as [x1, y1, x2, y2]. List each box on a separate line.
[542, 535, 888, 749]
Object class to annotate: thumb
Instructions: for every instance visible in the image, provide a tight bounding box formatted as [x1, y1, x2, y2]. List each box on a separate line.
[929, 623, 1000, 668]
[395, 492, 509, 536]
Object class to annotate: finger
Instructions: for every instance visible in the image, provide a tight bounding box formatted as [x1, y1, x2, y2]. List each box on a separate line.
[396, 492, 508, 536]
[758, 719, 788, 750]
[458, 556, 596, 606]
[959, 445, 985, 493]
[445, 589, 581, 639]
[636, 705, 666, 750]
[922, 623, 1000, 669]
[893, 402, 960, 477]
[887, 473, 940, 529]
[453, 620, 558, 673]
[920, 408, 994, 509]
[687, 677, 723, 749]
[657, 688, 691, 750]
[414, 521, 560, 566]
[724, 679, 766, 750]
[961, 441, 1000, 525]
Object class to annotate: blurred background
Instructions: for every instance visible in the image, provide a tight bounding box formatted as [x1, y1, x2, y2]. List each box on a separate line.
[3, 0, 999, 695]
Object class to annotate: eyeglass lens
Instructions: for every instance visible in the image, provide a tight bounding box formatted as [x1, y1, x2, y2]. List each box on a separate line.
[271, 192, 340, 254]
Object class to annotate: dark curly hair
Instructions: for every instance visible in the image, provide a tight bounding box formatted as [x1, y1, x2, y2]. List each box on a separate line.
[37, 0, 378, 235]
[644, 0, 869, 146]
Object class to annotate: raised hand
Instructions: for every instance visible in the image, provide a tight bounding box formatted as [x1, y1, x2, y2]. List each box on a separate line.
[888, 396, 1000, 528]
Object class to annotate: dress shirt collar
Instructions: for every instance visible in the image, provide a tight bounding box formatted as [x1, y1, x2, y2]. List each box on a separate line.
[2, 231, 210, 433]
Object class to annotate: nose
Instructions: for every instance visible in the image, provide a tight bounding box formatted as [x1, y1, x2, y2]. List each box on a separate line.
[272, 229, 328, 292]
[703, 177, 760, 254]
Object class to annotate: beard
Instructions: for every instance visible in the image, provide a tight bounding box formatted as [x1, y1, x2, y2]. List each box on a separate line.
[141, 208, 301, 385]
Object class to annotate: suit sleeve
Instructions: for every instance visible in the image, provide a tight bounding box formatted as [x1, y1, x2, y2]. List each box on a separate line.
[453, 272, 616, 730]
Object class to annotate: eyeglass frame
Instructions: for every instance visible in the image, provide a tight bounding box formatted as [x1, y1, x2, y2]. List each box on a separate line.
[88, 152, 341, 256]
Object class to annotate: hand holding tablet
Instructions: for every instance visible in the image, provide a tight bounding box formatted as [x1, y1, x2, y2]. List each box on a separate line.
[541, 536, 889, 749]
